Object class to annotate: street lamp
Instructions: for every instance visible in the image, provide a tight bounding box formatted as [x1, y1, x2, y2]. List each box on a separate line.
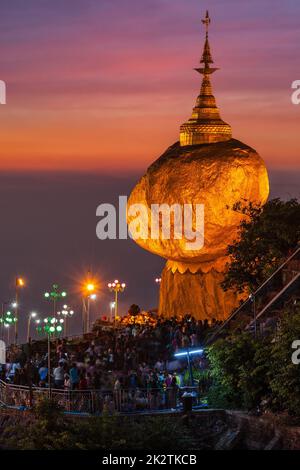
[27, 312, 38, 343]
[57, 304, 74, 337]
[155, 277, 162, 284]
[108, 280, 126, 322]
[174, 348, 204, 386]
[82, 281, 97, 334]
[36, 316, 64, 393]
[14, 276, 25, 345]
[0, 311, 17, 345]
[109, 302, 116, 323]
[44, 284, 67, 317]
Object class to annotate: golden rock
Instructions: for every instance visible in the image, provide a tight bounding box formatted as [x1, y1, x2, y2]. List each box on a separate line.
[128, 139, 269, 267]
[127, 11, 270, 320]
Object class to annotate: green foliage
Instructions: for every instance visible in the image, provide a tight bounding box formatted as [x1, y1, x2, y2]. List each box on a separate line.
[183, 367, 210, 386]
[0, 411, 198, 450]
[34, 396, 63, 428]
[207, 306, 300, 417]
[222, 198, 300, 293]
[269, 306, 300, 415]
[207, 332, 271, 410]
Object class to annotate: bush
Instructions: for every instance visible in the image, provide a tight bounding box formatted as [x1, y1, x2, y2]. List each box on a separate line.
[206, 306, 300, 417]
[0, 411, 198, 450]
[207, 332, 271, 410]
[269, 306, 300, 415]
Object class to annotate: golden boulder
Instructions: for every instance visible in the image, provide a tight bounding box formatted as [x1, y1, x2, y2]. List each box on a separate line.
[127, 12, 269, 320]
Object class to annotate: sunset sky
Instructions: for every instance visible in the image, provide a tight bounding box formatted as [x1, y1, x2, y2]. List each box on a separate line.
[0, 0, 299, 172]
[0, 1, 299, 341]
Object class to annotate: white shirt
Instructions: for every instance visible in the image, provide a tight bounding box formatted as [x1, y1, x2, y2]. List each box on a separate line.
[53, 366, 64, 381]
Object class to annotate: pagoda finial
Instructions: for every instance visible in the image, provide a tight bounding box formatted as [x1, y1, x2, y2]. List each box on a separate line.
[199, 10, 214, 70]
[201, 10, 211, 35]
[179, 10, 232, 147]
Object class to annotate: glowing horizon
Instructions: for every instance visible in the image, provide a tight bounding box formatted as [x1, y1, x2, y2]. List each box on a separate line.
[0, 0, 299, 172]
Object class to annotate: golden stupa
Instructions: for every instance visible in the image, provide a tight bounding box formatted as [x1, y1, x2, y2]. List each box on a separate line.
[127, 11, 269, 320]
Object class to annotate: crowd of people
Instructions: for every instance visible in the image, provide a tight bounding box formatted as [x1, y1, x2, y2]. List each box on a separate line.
[1, 315, 221, 395]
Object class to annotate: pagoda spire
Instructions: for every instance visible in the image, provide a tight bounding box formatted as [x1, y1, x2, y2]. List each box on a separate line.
[201, 11, 213, 65]
[179, 11, 232, 147]
[196, 11, 218, 77]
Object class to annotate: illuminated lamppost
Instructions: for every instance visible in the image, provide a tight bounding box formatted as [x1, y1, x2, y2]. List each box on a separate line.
[82, 282, 97, 334]
[36, 316, 64, 392]
[155, 278, 161, 311]
[0, 311, 17, 345]
[14, 276, 25, 345]
[109, 302, 116, 323]
[57, 304, 74, 337]
[44, 284, 67, 318]
[108, 280, 126, 322]
[27, 312, 38, 343]
[0, 302, 8, 341]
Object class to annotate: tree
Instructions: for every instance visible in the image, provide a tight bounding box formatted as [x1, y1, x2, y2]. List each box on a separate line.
[222, 199, 300, 293]
[207, 332, 271, 410]
[207, 305, 300, 417]
[0, 411, 199, 450]
[269, 305, 300, 416]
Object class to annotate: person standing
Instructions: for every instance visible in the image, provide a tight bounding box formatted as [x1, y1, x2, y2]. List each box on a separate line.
[69, 363, 79, 390]
[53, 362, 65, 389]
[38, 362, 48, 388]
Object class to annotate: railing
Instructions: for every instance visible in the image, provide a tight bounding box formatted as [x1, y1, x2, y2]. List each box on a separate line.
[0, 380, 200, 414]
[206, 245, 300, 344]
[246, 272, 300, 329]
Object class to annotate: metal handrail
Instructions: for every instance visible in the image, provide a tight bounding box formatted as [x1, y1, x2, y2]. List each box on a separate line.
[0, 379, 198, 395]
[207, 245, 300, 344]
[0, 379, 201, 414]
[246, 272, 300, 328]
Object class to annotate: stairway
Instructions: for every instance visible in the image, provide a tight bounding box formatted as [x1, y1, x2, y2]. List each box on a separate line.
[206, 245, 300, 344]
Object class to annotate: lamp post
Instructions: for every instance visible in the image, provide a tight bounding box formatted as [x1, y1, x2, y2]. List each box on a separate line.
[82, 282, 97, 334]
[4, 324, 10, 345]
[155, 278, 161, 310]
[36, 316, 64, 393]
[109, 302, 116, 323]
[44, 284, 67, 318]
[108, 280, 126, 322]
[174, 348, 204, 386]
[27, 312, 38, 343]
[14, 276, 25, 345]
[0, 302, 8, 341]
[0, 311, 17, 345]
[57, 305, 74, 337]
